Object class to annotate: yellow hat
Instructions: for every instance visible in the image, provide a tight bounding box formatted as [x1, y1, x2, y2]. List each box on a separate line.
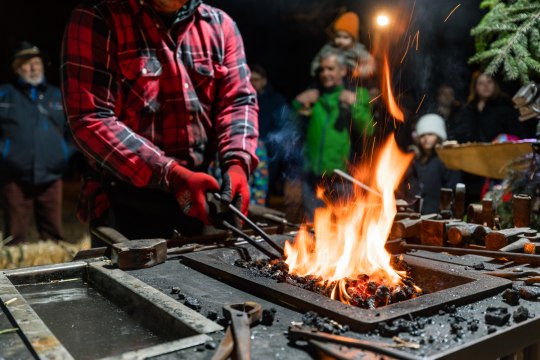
[334, 12, 359, 41]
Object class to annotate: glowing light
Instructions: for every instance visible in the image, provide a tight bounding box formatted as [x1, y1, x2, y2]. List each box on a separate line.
[376, 14, 390, 27]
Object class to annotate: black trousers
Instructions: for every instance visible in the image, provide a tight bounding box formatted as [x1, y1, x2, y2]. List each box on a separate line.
[91, 179, 204, 245]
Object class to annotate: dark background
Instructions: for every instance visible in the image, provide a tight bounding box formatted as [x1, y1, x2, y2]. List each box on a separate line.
[0, 0, 486, 107]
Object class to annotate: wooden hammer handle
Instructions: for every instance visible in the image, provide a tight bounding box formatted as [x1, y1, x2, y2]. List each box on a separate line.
[91, 226, 132, 245]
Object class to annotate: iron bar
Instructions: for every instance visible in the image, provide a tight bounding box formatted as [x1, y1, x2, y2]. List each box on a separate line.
[333, 169, 382, 198]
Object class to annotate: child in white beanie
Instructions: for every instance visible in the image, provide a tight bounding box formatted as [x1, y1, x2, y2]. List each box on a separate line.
[408, 114, 461, 214]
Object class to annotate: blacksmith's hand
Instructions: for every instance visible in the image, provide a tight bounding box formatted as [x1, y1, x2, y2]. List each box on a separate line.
[167, 162, 220, 225]
[220, 161, 250, 217]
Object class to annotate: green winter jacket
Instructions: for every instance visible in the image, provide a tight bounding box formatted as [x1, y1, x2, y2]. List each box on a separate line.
[293, 86, 373, 176]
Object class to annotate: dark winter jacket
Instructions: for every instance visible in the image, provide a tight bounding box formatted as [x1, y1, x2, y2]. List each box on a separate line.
[0, 81, 69, 184]
[454, 96, 524, 143]
[410, 154, 461, 215]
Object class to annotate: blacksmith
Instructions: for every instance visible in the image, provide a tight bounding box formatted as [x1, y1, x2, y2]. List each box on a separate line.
[62, 0, 259, 241]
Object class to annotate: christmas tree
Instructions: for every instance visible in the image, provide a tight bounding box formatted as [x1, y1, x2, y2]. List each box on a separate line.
[469, 0, 540, 84]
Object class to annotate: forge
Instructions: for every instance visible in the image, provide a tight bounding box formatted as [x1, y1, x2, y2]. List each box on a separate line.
[181, 237, 512, 332]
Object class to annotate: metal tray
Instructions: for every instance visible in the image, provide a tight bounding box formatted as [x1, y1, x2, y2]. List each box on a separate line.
[0, 261, 221, 359]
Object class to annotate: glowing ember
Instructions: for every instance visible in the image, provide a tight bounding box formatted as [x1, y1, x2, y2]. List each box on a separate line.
[284, 136, 414, 304]
[235, 256, 423, 309]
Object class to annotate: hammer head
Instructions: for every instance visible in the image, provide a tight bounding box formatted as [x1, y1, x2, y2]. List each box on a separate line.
[111, 238, 167, 270]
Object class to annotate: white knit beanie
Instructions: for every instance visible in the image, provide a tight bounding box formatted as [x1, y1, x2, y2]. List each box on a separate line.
[415, 113, 447, 141]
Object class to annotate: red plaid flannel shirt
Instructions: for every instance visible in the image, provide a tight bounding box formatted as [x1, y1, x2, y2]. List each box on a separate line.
[61, 0, 258, 221]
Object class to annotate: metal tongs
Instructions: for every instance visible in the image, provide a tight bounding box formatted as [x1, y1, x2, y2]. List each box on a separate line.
[211, 301, 263, 360]
[210, 193, 284, 259]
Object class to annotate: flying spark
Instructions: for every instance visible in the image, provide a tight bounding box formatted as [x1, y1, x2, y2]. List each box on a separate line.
[400, 35, 412, 64]
[415, 94, 426, 114]
[444, 4, 461, 23]
[369, 94, 382, 103]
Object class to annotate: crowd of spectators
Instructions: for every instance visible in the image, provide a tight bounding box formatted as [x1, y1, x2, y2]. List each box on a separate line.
[1, 6, 539, 242]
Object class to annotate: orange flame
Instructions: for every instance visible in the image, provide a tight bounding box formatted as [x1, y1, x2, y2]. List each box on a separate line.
[381, 53, 404, 122]
[284, 137, 413, 302]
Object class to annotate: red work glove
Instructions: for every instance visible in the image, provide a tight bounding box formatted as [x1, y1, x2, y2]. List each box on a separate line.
[167, 162, 220, 225]
[220, 162, 250, 216]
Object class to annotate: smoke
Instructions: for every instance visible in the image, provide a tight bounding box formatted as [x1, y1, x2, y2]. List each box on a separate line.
[265, 105, 305, 181]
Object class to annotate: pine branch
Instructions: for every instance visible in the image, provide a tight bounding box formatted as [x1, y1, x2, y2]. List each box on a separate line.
[470, 0, 540, 84]
[480, 0, 502, 10]
[487, 10, 540, 80]
[471, 23, 518, 34]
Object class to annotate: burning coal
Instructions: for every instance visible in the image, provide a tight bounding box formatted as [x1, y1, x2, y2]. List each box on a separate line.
[235, 255, 423, 309]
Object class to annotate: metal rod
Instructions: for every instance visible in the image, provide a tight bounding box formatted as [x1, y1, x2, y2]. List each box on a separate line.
[404, 242, 540, 266]
[333, 169, 382, 198]
[308, 340, 356, 360]
[213, 193, 284, 256]
[221, 221, 279, 259]
[262, 213, 300, 229]
[289, 327, 418, 360]
[169, 226, 280, 247]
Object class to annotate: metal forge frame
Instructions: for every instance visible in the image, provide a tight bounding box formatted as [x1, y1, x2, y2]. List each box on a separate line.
[181, 248, 511, 332]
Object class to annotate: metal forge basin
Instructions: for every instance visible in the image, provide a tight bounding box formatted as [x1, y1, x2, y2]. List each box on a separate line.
[181, 241, 512, 332]
[0, 261, 221, 360]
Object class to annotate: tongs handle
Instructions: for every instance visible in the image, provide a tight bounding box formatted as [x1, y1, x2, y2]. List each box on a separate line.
[213, 193, 285, 256]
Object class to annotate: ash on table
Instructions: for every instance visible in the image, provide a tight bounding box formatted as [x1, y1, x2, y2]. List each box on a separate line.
[235, 256, 423, 309]
[301, 311, 349, 334]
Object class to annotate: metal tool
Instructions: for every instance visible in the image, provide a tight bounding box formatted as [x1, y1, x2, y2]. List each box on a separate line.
[513, 194, 532, 228]
[386, 239, 540, 266]
[221, 220, 279, 259]
[73, 235, 227, 262]
[333, 169, 382, 198]
[211, 302, 262, 360]
[78, 216, 283, 265]
[288, 326, 418, 360]
[212, 193, 284, 256]
[91, 226, 167, 270]
[262, 213, 300, 230]
[483, 269, 540, 280]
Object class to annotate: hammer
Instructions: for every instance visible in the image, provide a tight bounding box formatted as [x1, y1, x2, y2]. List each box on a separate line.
[91, 226, 167, 270]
